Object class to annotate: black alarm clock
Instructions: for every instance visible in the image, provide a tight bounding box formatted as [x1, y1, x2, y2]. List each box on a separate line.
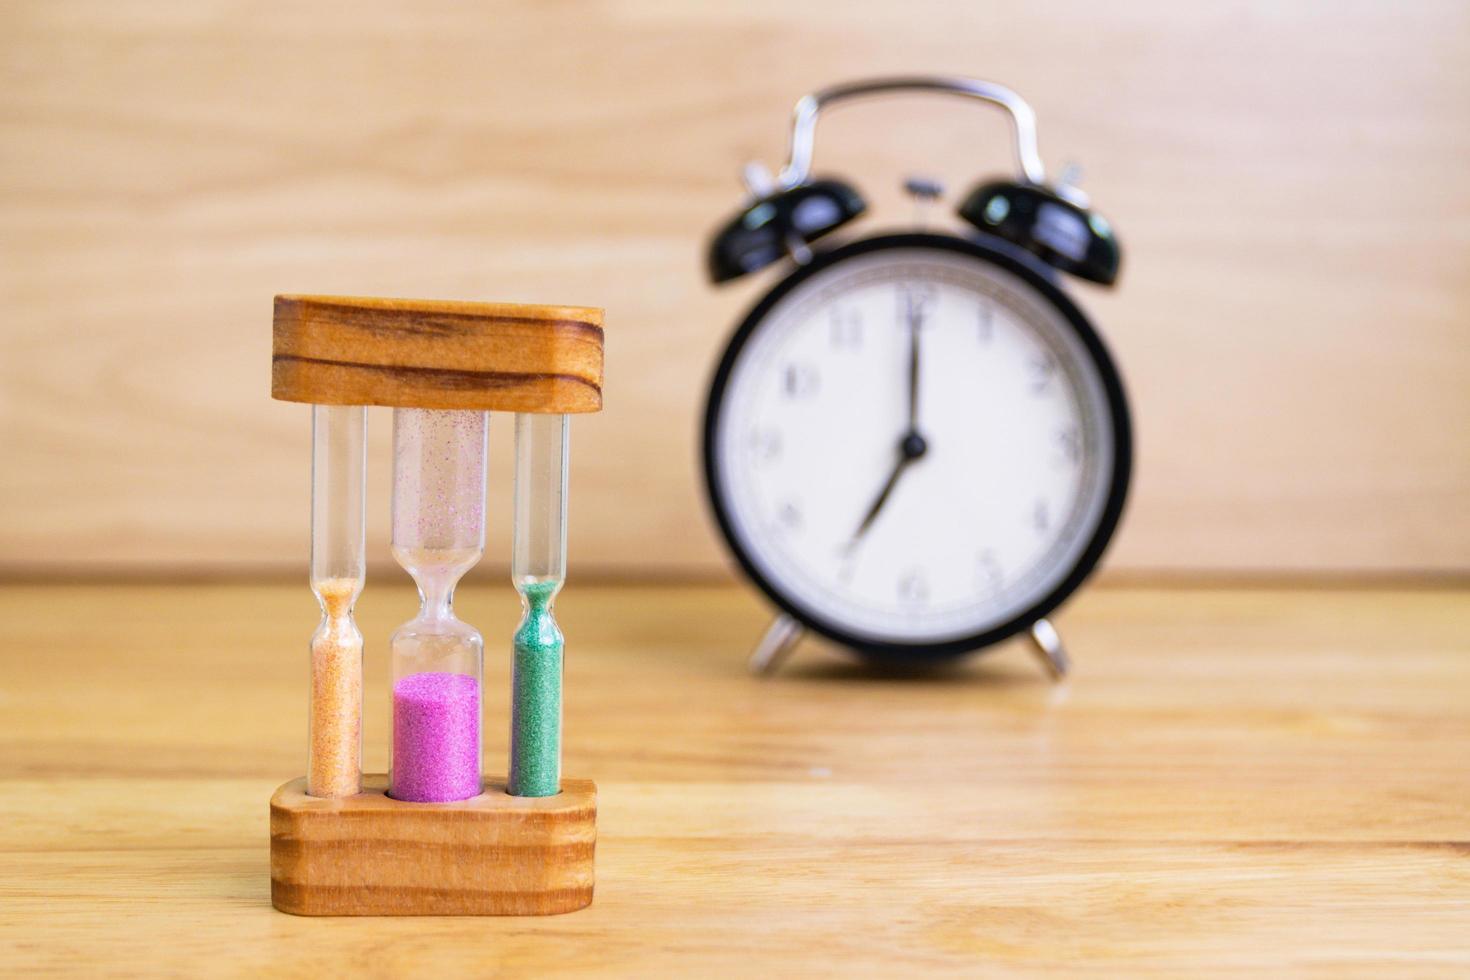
[701, 76, 1131, 678]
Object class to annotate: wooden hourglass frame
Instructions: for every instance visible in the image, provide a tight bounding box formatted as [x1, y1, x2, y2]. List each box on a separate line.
[267, 295, 603, 916]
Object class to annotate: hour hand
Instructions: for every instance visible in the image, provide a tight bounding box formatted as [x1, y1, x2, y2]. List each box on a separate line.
[849, 456, 909, 546]
[846, 431, 927, 549]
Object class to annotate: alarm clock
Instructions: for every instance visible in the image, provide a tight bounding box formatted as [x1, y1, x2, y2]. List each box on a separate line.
[701, 76, 1131, 678]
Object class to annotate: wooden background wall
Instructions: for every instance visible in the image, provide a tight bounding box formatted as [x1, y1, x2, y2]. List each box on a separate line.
[2, 1, 1467, 579]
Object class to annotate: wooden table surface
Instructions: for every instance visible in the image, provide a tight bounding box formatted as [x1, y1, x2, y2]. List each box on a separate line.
[2, 582, 1467, 976]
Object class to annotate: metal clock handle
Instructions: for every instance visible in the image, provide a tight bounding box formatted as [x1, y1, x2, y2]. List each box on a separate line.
[776, 75, 1049, 190]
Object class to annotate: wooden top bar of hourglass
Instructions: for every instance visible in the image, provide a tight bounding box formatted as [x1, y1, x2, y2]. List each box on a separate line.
[272, 295, 604, 413]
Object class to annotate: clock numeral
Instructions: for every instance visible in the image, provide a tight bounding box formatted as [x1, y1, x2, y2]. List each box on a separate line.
[1056, 426, 1082, 466]
[783, 363, 820, 399]
[830, 309, 863, 350]
[748, 428, 782, 463]
[897, 282, 937, 325]
[1032, 498, 1051, 534]
[976, 548, 1004, 593]
[1029, 352, 1056, 394]
[897, 568, 930, 605]
[776, 500, 803, 531]
[977, 303, 994, 344]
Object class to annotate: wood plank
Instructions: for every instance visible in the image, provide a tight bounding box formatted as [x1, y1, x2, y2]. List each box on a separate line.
[1, 2, 1468, 575]
[0, 582, 1466, 973]
[272, 295, 604, 412]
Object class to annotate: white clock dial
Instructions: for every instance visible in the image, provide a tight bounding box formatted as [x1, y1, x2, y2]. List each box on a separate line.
[710, 241, 1121, 646]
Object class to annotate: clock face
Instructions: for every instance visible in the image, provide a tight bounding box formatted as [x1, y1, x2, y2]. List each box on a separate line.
[705, 234, 1129, 655]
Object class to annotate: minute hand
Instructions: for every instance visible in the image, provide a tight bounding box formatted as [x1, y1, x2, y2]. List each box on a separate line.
[907, 293, 922, 431]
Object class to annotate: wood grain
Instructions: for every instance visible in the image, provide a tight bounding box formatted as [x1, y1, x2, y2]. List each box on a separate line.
[0, 2, 1467, 577]
[1, 582, 1467, 974]
[272, 295, 604, 412]
[270, 774, 596, 916]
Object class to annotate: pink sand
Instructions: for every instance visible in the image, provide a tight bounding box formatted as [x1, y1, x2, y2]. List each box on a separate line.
[390, 671, 481, 802]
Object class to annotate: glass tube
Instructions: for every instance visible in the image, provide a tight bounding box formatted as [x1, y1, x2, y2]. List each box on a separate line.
[307, 404, 367, 798]
[388, 408, 488, 802]
[509, 412, 569, 797]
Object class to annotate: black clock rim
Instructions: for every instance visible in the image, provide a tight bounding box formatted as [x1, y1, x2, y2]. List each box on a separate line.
[701, 231, 1133, 662]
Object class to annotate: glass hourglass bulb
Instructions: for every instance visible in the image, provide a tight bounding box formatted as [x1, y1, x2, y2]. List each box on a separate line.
[509, 412, 569, 797]
[388, 408, 488, 803]
[307, 404, 366, 798]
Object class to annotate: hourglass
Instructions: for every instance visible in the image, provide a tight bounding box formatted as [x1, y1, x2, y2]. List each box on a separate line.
[268, 294, 603, 916]
[389, 407, 488, 803]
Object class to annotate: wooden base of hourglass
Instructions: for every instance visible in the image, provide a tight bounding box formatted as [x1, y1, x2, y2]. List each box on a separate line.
[269, 774, 596, 916]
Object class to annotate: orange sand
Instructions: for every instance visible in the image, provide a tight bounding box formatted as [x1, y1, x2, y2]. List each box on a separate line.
[307, 577, 363, 798]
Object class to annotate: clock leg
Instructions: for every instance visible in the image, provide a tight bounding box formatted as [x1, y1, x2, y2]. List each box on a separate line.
[1028, 618, 1070, 681]
[748, 615, 804, 676]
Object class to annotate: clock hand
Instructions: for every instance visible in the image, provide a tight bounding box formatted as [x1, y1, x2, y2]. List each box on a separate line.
[846, 292, 932, 553]
[907, 292, 923, 433]
[845, 431, 929, 549]
[849, 456, 910, 545]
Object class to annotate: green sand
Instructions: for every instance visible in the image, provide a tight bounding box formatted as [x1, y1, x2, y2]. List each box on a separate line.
[508, 579, 564, 797]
